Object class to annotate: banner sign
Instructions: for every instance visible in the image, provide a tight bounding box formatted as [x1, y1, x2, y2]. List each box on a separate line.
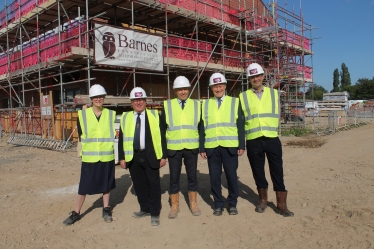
[94, 24, 163, 71]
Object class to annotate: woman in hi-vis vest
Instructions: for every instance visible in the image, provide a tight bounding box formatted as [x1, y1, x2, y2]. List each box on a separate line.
[63, 84, 116, 225]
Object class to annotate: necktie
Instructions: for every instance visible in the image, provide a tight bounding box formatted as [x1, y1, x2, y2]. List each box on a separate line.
[218, 98, 222, 109]
[181, 100, 185, 110]
[133, 113, 141, 150]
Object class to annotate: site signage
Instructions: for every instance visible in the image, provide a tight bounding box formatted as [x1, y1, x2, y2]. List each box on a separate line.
[94, 24, 163, 71]
[40, 92, 53, 119]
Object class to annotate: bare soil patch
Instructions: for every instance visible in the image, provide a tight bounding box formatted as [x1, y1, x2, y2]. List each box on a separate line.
[1, 122, 374, 248]
[285, 136, 326, 148]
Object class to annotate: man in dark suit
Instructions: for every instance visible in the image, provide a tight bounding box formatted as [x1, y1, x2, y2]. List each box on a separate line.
[118, 87, 167, 226]
[199, 73, 245, 216]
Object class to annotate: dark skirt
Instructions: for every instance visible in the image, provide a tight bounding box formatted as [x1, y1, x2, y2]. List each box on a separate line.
[78, 160, 116, 195]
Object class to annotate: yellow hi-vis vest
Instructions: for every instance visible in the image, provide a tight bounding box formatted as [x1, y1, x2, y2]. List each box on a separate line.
[120, 109, 162, 162]
[78, 108, 116, 162]
[239, 87, 279, 140]
[164, 98, 200, 150]
[202, 96, 239, 148]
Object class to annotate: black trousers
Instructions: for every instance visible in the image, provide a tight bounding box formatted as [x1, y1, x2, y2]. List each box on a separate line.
[246, 137, 286, 191]
[128, 151, 161, 216]
[207, 147, 239, 208]
[168, 149, 198, 194]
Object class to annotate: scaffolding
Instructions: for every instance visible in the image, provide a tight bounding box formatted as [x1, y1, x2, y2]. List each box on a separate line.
[0, 0, 313, 146]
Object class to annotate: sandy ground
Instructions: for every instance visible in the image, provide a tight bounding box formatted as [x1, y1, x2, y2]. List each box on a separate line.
[0, 122, 373, 249]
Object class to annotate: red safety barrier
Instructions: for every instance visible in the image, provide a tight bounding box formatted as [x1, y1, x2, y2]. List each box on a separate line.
[0, 9, 6, 28]
[197, 52, 210, 62]
[0, 24, 87, 76]
[179, 50, 195, 60]
[280, 29, 310, 49]
[20, 0, 36, 17]
[158, 0, 242, 27]
[163, 36, 212, 52]
[296, 66, 312, 79]
[221, 49, 241, 68]
[303, 38, 310, 50]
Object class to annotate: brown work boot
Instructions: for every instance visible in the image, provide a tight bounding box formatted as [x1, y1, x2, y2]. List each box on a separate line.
[168, 193, 180, 219]
[255, 187, 268, 213]
[188, 191, 201, 216]
[276, 191, 294, 217]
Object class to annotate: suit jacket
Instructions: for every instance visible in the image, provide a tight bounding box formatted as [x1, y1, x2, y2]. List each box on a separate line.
[118, 110, 167, 169]
[199, 100, 245, 158]
[160, 105, 200, 157]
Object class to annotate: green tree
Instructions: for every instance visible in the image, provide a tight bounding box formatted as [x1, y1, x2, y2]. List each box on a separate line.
[340, 63, 351, 89]
[306, 84, 327, 100]
[344, 85, 357, 99]
[332, 68, 340, 92]
[354, 77, 374, 99]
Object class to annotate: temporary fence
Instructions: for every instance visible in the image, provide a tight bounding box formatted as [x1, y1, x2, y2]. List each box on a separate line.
[305, 108, 373, 137]
[0, 108, 76, 151]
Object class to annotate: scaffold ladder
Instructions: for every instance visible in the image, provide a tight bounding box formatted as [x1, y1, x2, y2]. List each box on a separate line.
[7, 135, 74, 151]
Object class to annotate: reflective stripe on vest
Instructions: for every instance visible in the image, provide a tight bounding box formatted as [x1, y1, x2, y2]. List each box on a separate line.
[164, 98, 200, 150]
[240, 87, 279, 140]
[78, 108, 115, 162]
[202, 96, 239, 148]
[120, 109, 162, 162]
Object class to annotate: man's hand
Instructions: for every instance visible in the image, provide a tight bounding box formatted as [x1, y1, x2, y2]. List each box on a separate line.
[120, 160, 127, 169]
[200, 152, 207, 160]
[160, 158, 167, 168]
[237, 149, 245, 156]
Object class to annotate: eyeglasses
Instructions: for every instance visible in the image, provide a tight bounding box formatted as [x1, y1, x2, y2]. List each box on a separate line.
[92, 95, 105, 100]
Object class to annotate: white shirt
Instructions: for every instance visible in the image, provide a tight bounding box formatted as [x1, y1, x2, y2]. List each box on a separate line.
[134, 110, 145, 149]
[215, 95, 225, 108]
[251, 87, 280, 118]
[178, 98, 188, 109]
[252, 88, 264, 99]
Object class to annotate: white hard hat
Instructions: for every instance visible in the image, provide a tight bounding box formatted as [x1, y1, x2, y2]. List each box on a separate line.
[130, 87, 147, 100]
[246, 63, 264, 77]
[173, 76, 191, 89]
[89, 84, 107, 98]
[209, 73, 227, 86]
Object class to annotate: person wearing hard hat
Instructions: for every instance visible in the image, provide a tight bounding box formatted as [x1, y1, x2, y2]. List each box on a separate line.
[199, 73, 245, 216]
[118, 87, 167, 226]
[160, 76, 201, 219]
[63, 84, 116, 225]
[239, 63, 294, 217]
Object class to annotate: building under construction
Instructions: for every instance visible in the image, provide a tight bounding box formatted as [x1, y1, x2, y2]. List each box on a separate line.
[0, 0, 313, 147]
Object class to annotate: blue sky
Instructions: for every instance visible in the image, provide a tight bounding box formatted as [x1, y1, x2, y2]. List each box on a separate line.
[283, 0, 374, 91]
[1, 1, 373, 92]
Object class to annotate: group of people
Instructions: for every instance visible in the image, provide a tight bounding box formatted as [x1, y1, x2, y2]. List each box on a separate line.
[63, 63, 294, 227]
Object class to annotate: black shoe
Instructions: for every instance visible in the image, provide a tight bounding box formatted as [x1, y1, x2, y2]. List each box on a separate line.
[228, 205, 238, 215]
[151, 216, 160, 226]
[213, 208, 223, 216]
[133, 211, 151, 218]
[102, 207, 113, 223]
[63, 211, 80, 225]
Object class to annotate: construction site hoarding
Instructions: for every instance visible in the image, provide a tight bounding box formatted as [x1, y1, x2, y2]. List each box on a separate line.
[94, 24, 163, 71]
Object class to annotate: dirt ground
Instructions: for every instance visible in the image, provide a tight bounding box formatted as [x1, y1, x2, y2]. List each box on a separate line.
[1, 122, 373, 249]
